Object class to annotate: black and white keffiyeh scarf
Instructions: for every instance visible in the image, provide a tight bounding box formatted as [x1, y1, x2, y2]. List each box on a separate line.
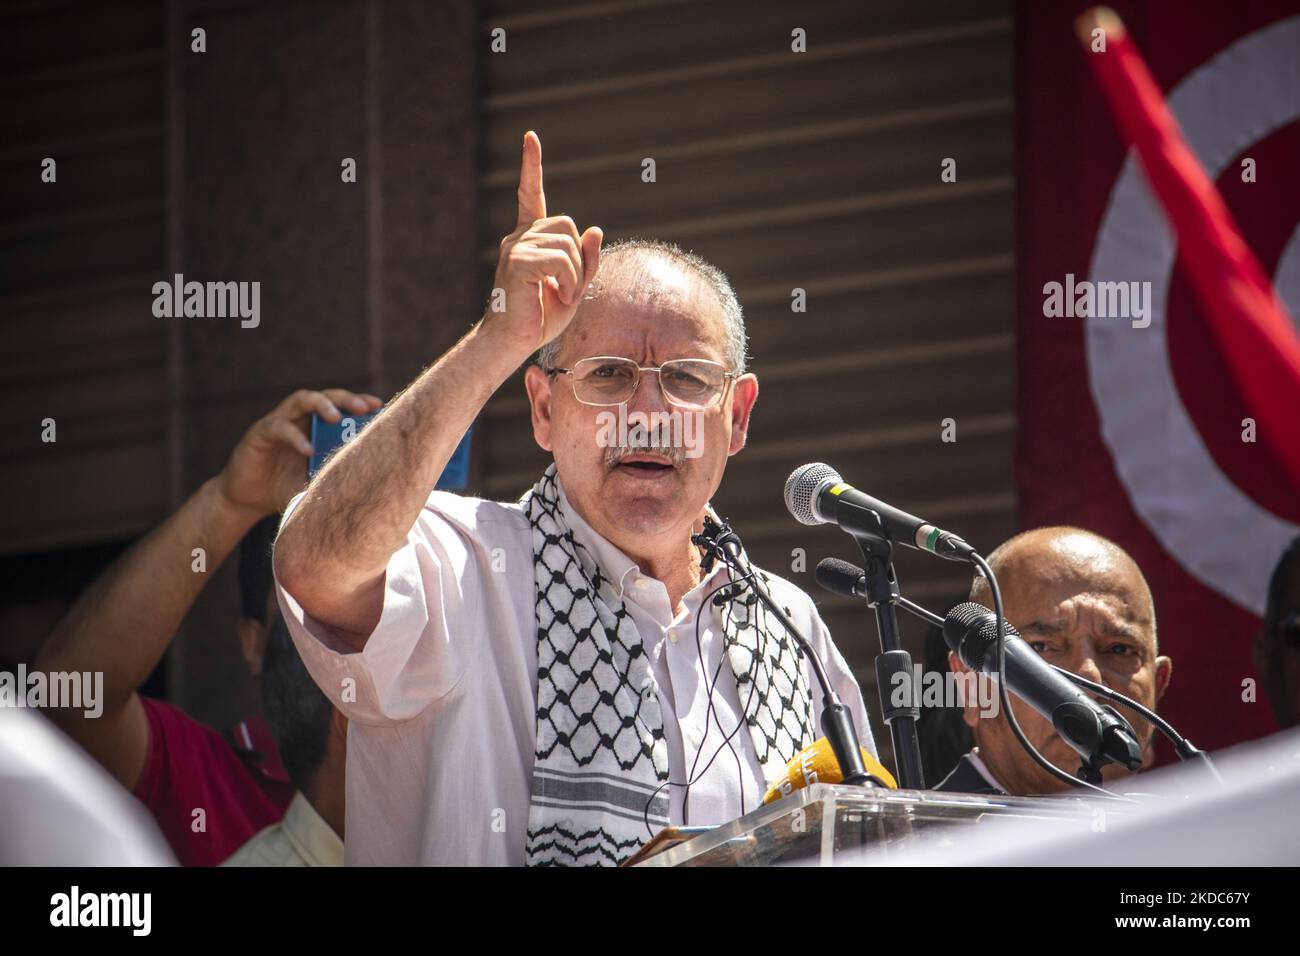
[522, 465, 814, 866]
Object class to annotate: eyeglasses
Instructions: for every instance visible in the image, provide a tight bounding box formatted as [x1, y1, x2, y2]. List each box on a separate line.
[546, 356, 737, 409]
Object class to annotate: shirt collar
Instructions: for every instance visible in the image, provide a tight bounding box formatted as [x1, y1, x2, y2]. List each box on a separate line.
[967, 748, 1009, 794]
[281, 792, 344, 867]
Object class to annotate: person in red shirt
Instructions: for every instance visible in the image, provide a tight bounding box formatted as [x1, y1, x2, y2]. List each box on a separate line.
[35, 387, 381, 865]
[127, 516, 296, 865]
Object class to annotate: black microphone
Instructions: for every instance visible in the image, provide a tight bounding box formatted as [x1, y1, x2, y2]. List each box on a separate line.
[784, 463, 976, 562]
[943, 602, 1144, 772]
[816, 557, 947, 628]
[815, 557, 868, 598]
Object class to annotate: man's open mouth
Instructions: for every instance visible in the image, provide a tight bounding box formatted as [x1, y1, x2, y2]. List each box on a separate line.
[614, 455, 676, 472]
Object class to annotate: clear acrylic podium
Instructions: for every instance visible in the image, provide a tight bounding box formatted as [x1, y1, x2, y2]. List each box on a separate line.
[626, 783, 1111, 866]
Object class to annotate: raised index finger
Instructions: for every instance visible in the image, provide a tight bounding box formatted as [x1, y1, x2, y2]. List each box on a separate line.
[515, 130, 547, 228]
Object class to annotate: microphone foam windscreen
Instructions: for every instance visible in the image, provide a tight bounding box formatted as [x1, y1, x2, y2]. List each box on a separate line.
[943, 602, 1021, 671]
[814, 557, 863, 597]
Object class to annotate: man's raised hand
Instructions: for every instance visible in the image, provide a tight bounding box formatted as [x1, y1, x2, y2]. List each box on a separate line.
[489, 130, 603, 355]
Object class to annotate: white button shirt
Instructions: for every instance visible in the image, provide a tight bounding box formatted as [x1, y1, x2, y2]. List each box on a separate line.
[274, 479, 875, 866]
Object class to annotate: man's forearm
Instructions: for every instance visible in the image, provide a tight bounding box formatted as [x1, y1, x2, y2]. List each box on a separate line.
[274, 320, 529, 634]
[35, 476, 261, 719]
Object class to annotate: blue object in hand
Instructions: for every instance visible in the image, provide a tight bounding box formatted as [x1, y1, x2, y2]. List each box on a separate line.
[309, 408, 472, 490]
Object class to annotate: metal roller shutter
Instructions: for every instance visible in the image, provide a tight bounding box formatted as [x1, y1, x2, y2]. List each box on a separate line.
[477, 0, 1016, 752]
[0, 0, 169, 554]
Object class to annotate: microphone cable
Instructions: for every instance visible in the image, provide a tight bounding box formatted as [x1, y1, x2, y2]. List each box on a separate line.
[683, 542, 759, 823]
[1052, 667, 1222, 785]
[641, 552, 763, 836]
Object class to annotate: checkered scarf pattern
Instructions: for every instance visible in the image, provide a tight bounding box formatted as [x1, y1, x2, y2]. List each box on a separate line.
[522, 465, 814, 866]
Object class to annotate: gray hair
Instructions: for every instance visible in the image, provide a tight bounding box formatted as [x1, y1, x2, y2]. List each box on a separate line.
[536, 238, 748, 373]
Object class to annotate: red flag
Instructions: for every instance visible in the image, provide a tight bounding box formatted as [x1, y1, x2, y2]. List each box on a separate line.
[1016, 0, 1300, 755]
[1080, 7, 1300, 488]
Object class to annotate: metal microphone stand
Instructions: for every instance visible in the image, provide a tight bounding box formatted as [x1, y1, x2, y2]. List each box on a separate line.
[827, 501, 926, 790]
[693, 516, 879, 788]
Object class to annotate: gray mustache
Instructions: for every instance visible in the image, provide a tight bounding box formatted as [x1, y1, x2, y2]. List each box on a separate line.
[604, 429, 688, 468]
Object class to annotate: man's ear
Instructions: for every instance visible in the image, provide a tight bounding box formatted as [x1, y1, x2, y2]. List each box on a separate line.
[1153, 654, 1173, 703]
[727, 373, 759, 456]
[523, 364, 554, 452]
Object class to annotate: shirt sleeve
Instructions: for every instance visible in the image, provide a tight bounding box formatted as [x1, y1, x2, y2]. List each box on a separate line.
[273, 490, 488, 727]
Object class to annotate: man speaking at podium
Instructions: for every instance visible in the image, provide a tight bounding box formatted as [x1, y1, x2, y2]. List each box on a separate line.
[272, 132, 875, 866]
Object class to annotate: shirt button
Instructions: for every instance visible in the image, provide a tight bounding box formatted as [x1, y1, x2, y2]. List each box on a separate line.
[668, 628, 679, 644]
[635, 579, 648, 589]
